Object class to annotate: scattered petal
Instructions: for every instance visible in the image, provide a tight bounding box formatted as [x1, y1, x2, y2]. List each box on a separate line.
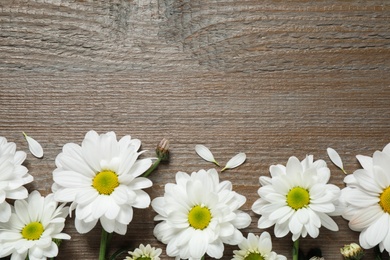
[195, 144, 220, 166]
[327, 147, 346, 174]
[23, 132, 43, 158]
[221, 152, 246, 172]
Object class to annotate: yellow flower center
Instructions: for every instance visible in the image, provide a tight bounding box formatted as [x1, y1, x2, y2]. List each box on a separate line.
[136, 257, 151, 260]
[188, 205, 212, 230]
[286, 186, 310, 210]
[244, 252, 265, 260]
[92, 170, 119, 195]
[21, 222, 44, 240]
[379, 186, 390, 213]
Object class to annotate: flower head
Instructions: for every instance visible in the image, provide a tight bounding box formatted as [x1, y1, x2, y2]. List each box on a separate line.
[0, 136, 33, 222]
[52, 130, 153, 235]
[252, 155, 342, 241]
[152, 168, 251, 260]
[340, 243, 364, 260]
[125, 244, 162, 260]
[0, 191, 70, 260]
[232, 232, 286, 260]
[341, 143, 390, 253]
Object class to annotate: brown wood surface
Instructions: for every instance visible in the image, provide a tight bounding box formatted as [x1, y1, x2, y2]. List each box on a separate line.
[1, 0, 390, 259]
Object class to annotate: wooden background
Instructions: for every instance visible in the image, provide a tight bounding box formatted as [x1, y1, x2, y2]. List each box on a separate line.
[1, 0, 390, 259]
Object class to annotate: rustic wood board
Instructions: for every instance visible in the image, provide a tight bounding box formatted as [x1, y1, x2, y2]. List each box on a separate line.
[1, 0, 390, 259]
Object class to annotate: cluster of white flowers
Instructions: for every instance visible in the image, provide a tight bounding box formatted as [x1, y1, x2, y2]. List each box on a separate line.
[0, 130, 388, 260]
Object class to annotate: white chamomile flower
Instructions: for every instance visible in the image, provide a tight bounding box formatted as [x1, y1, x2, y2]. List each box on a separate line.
[222, 152, 246, 172]
[233, 232, 287, 260]
[51, 130, 153, 235]
[341, 143, 390, 253]
[0, 136, 33, 222]
[125, 244, 162, 260]
[152, 168, 251, 260]
[252, 155, 342, 241]
[23, 132, 44, 158]
[0, 191, 70, 260]
[195, 144, 220, 166]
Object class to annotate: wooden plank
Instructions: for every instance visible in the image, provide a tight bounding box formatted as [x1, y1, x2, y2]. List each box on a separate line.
[0, 0, 390, 259]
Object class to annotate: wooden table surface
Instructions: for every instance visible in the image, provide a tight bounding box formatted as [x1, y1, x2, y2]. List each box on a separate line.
[1, 1, 390, 259]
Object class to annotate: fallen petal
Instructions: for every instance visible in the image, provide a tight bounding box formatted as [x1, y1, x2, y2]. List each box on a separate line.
[326, 147, 346, 174]
[195, 144, 219, 166]
[23, 132, 43, 158]
[222, 152, 246, 172]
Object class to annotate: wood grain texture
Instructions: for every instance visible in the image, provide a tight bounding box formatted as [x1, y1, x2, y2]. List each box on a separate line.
[0, 0, 390, 259]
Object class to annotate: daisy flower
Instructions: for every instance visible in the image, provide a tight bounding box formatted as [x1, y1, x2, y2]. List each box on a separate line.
[152, 168, 251, 260]
[0, 136, 33, 222]
[252, 155, 341, 241]
[0, 190, 70, 260]
[341, 143, 390, 253]
[232, 232, 287, 260]
[125, 244, 162, 260]
[52, 130, 153, 235]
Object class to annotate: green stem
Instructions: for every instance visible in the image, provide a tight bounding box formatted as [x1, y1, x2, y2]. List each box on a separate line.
[99, 229, 110, 260]
[109, 248, 129, 260]
[142, 157, 162, 178]
[374, 245, 383, 260]
[293, 239, 299, 260]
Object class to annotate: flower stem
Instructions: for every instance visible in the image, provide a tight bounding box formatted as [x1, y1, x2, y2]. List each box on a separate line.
[99, 229, 110, 260]
[374, 245, 383, 260]
[293, 239, 299, 260]
[142, 157, 162, 178]
[109, 248, 129, 260]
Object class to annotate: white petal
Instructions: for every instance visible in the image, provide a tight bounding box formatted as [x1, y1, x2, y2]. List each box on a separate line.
[0, 202, 11, 222]
[75, 218, 97, 234]
[195, 144, 219, 166]
[274, 221, 290, 238]
[327, 147, 345, 173]
[318, 212, 339, 231]
[23, 132, 43, 158]
[364, 213, 389, 247]
[222, 152, 246, 172]
[356, 155, 373, 170]
[206, 240, 224, 259]
[189, 230, 208, 259]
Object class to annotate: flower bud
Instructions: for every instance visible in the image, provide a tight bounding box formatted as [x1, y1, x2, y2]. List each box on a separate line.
[340, 243, 364, 260]
[156, 138, 169, 161]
